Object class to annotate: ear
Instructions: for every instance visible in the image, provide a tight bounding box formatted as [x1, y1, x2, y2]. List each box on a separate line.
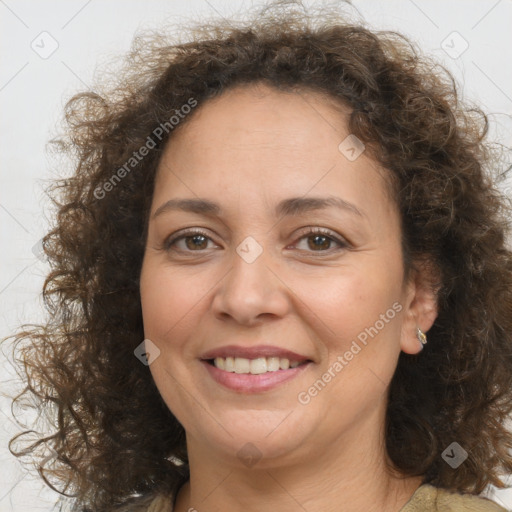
[400, 258, 439, 355]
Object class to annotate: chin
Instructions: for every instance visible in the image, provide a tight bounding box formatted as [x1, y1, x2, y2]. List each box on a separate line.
[186, 408, 311, 467]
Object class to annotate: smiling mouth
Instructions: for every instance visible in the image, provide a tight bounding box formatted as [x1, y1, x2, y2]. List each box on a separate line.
[205, 356, 311, 374]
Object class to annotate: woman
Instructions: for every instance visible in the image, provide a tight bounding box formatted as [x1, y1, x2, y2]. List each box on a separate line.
[4, 1, 512, 511]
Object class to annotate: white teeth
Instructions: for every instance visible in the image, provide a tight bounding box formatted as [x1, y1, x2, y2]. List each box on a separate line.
[234, 358, 250, 374]
[267, 357, 280, 372]
[225, 356, 235, 372]
[211, 356, 305, 373]
[250, 357, 267, 374]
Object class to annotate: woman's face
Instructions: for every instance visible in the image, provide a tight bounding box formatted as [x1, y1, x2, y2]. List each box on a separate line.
[139, 83, 430, 467]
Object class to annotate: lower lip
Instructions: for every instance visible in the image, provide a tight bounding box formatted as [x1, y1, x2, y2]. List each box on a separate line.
[201, 360, 312, 393]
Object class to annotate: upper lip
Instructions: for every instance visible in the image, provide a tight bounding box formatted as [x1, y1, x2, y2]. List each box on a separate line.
[200, 345, 312, 362]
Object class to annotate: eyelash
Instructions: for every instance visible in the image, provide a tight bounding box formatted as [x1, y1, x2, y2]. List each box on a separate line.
[162, 227, 349, 256]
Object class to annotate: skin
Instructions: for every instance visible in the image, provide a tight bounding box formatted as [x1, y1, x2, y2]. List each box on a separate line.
[139, 83, 438, 512]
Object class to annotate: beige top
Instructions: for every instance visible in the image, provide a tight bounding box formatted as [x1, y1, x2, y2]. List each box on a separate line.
[143, 483, 508, 511]
[399, 483, 507, 511]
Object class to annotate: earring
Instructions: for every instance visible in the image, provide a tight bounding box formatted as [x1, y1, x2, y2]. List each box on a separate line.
[416, 327, 427, 345]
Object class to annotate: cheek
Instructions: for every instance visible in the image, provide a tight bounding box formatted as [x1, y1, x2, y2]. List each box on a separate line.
[140, 261, 207, 340]
[312, 266, 402, 338]
[139, 263, 205, 417]
[311, 271, 403, 399]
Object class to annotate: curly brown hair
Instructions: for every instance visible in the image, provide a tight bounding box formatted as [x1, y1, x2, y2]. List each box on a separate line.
[3, 1, 512, 510]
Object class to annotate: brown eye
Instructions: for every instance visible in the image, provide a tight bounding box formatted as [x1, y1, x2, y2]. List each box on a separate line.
[164, 229, 216, 253]
[183, 234, 209, 251]
[163, 227, 348, 255]
[292, 227, 348, 254]
[306, 234, 333, 251]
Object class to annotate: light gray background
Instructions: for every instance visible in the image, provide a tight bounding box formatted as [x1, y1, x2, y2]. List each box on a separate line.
[1, 1, 512, 510]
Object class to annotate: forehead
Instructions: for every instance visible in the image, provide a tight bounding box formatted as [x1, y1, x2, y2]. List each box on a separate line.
[169, 83, 350, 153]
[153, 83, 395, 218]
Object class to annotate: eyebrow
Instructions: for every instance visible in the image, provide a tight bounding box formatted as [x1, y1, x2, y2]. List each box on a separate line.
[152, 195, 365, 220]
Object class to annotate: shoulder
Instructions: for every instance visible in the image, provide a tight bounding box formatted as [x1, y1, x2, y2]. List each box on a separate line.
[114, 484, 509, 512]
[146, 493, 174, 512]
[401, 483, 508, 512]
[109, 492, 174, 512]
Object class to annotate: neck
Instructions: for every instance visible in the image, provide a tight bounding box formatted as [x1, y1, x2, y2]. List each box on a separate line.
[173, 403, 423, 512]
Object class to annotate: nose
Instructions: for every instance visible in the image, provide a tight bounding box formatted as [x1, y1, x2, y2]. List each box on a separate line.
[211, 238, 291, 326]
